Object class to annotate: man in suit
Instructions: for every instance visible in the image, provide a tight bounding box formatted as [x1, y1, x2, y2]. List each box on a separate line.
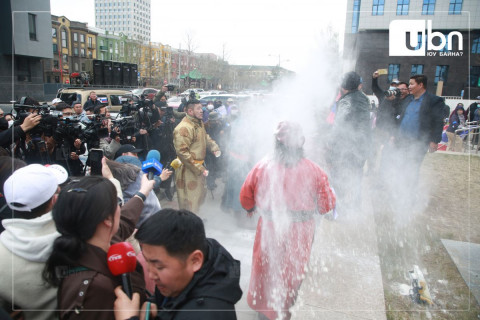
[392, 74, 445, 197]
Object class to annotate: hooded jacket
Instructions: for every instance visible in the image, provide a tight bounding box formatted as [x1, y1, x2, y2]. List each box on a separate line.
[0, 212, 60, 320]
[151, 238, 242, 320]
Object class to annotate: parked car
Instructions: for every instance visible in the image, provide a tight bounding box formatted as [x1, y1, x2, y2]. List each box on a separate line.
[56, 88, 129, 112]
[130, 88, 159, 100]
[199, 94, 251, 106]
[167, 96, 183, 109]
[179, 88, 204, 97]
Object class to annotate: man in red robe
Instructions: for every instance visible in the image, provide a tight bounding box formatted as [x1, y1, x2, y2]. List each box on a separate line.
[240, 121, 336, 320]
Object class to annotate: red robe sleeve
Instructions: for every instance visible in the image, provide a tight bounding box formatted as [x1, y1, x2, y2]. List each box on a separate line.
[239, 164, 260, 212]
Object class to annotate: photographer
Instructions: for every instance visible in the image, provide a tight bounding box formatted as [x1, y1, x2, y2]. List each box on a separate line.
[133, 97, 161, 156]
[51, 105, 86, 176]
[0, 113, 41, 150]
[370, 70, 409, 174]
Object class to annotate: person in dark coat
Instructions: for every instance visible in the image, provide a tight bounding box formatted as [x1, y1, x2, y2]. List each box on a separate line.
[445, 103, 466, 152]
[326, 71, 372, 210]
[113, 208, 242, 320]
[389, 74, 445, 202]
[43, 170, 156, 320]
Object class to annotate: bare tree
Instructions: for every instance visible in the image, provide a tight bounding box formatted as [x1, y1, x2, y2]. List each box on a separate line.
[184, 30, 199, 74]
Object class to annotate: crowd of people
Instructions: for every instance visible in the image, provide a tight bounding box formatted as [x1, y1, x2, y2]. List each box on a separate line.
[0, 69, 457, 319]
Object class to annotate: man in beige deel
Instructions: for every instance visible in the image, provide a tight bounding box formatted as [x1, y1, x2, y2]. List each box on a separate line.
[173, 99, 220, 214]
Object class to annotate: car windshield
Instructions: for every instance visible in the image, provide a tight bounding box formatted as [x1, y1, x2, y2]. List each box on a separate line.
[60, 93, 79, 105]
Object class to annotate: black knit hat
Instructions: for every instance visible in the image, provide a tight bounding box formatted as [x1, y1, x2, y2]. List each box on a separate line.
[341, 71, 362, 91]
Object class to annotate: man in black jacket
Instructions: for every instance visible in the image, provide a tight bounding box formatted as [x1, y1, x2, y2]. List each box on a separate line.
[392, 74, 445, 195]
[114, 208, 242, 320]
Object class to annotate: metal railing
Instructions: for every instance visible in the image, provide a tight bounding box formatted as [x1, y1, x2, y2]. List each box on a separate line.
[456, 121, 480, 154]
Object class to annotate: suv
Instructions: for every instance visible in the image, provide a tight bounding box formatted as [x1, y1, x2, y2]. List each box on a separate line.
[56, 88, 129, 112]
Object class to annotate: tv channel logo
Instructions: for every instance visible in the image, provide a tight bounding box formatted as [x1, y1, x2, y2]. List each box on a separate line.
[389, 20, 463, 56]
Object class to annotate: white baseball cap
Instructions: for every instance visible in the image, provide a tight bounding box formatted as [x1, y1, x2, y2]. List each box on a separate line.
[4, 164, 68, 211]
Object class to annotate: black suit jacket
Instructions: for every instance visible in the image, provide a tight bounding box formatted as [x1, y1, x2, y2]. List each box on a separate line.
[397, 92, 445, 145]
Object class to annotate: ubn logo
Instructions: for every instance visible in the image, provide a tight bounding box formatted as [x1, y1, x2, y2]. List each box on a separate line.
[389, 20, 463, 56]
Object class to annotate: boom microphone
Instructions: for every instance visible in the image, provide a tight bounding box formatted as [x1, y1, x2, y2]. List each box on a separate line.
[142, 149, 163, 180]
[107, 242, 137, 299]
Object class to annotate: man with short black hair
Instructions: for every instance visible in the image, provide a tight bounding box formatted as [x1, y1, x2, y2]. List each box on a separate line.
[83, 91, 102, 113]
[113, 208, 242, 320]
[173, 100, 220, 214]
[392, 74, 445, 196]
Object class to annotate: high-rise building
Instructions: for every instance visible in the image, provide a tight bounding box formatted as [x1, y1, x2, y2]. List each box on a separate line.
[343, 0, 480, 98]
[94, 0, 151, 41]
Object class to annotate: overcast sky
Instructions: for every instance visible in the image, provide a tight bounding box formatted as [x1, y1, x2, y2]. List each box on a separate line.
[50, 0, 348, 72]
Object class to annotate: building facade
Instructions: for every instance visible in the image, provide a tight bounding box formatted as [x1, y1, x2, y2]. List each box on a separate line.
[344, 0, 480, 98]
[0, 0, 53, 102]
[94, 0, 151, 42]
[45, 15, 98, 85]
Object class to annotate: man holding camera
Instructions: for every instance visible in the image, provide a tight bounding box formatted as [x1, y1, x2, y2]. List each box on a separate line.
[371, 70, 409, 174]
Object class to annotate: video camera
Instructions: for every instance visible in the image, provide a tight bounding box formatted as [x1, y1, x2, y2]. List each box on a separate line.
[13, 103, 61, 138]
[111, 116, 136, 143]
[384, 88, 401, 98]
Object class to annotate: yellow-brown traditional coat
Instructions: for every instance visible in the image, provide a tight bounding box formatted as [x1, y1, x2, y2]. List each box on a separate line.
[173, 114, 220, 213]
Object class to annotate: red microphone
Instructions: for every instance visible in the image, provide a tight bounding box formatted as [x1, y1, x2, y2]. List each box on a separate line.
[107, 242, 137, 299]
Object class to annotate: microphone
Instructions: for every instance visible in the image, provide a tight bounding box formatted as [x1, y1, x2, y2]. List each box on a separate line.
[107, 242, 137, 299]
[142, 149, 163, 180]
[169, 158, 182, 170]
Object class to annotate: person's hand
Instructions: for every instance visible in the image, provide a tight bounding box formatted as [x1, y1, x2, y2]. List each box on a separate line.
[160, 168, 172, 181]
[20, 114, 42, 132]
[113, 286, 140, 320]
[428, 142, 438, 153]
[203, 170, 209, 177]
[373, 71, 379, 79]
[214, 150, 221, 157]
[139, 173, 156, 196]
[139, 129, 148, 135]
[70, 152, 79, 160]
[140, 301, 158, 320]
[101, 157, 113, 179]
[114, 135, 121, 143]
[74, 138, 82, 149]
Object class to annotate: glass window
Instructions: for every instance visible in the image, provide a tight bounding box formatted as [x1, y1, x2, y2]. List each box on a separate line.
[372, 0, 384, 15]
[80, 34, 85, 42]
[422, 0, 435, 15]
[82, 63, 85, 71]
[435, 65, 449, 84]
[388, 64, 400, 83]
[28, 13, 37, 41]
[53, 60, 59, 68]
[411, 64, 424, 76]
[73, 32, 78, 42]
[53, 43, 58, 53]
[74, 47, 78, 56]
[81, 48, 85, 57]
[74, 62, 79, 72]
[88, 37, 93, 48]
[473, 37, 480, 54]
[469, 66, 480, 87]
[61, 29, 67, 47]
[52, 27, 57, 38]
[449, 0, 462, 14]
[62, 54, 68, 63]
[352, 0, 361, 33]
[397, 0, 409, 15]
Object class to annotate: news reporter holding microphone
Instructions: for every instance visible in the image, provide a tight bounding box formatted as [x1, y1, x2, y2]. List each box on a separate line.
[43, 160, 155, 319]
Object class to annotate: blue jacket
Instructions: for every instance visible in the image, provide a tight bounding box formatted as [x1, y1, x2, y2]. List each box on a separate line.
[396, 92, 445, 144]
